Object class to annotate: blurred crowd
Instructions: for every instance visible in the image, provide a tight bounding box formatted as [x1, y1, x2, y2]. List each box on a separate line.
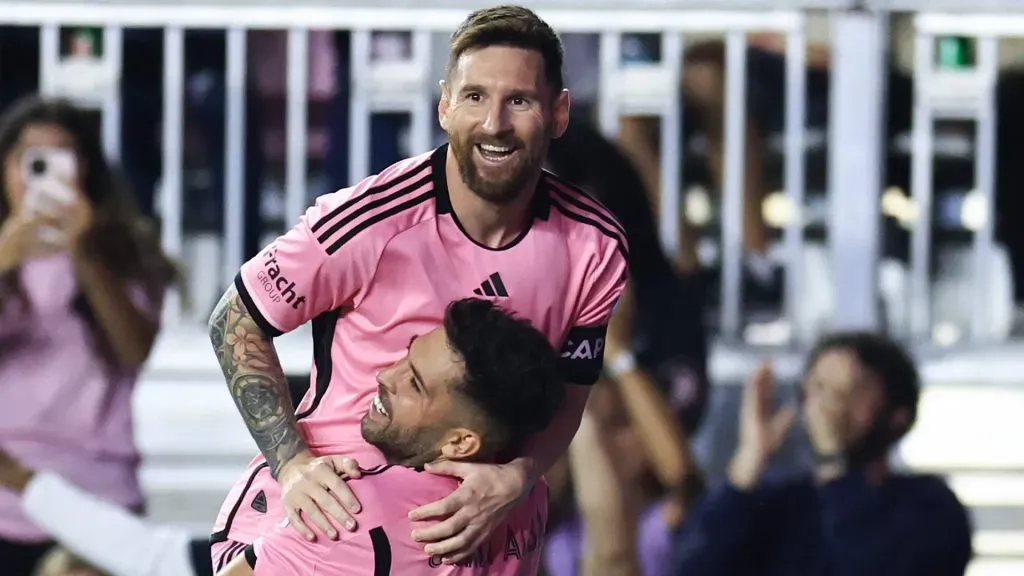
[0, 18, 994, 576]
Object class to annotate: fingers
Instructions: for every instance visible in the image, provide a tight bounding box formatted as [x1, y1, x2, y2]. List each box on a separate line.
[423, 460, 470, 478]
[330, 456, 363, 480]
[302, 498, 341, 539]
[769, 404, 798, 451]
[742, 362, 772, 416]
[409, 491, 464, 522]
[423, 529, 472, 558]
[316, 466, 362, 516]
[285, 506, 316, 542]
[412, 510, 470, 544]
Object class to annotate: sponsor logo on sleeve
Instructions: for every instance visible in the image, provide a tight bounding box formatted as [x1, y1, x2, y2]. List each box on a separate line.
[255, 246, 307, 310]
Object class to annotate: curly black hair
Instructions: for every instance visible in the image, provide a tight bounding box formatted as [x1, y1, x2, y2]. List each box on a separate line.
[443, 297, 564, 456]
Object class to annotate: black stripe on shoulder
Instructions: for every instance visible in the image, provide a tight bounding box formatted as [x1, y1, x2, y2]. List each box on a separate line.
[310, 157, 431, 234]
[324, 190, 435, 256]
[544, 173, 629, 241]
[370, 527, 393, 576]
[234, 274, 284, 338]
[316, 171, 433, 248]
[550, 197, 630, 261]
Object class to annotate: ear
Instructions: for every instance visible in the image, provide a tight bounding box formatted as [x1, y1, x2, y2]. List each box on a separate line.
[550, 88, 571, 139]
[888, 408, 912, 438]
[437, 427, 482, 461]
[438, 80, 452, 132]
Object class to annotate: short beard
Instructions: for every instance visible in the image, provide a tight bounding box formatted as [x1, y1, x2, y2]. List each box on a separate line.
[448, 129, 549, 205]
[363, 420, 444, 468]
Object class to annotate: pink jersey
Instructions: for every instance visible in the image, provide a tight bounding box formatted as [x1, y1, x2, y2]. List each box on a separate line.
[0, 255, 160, 541]
[251, 465, 547, 575]
[212, 145, 628, 547]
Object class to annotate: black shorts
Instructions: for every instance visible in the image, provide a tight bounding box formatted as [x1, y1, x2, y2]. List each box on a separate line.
[631, 272, 710, 436]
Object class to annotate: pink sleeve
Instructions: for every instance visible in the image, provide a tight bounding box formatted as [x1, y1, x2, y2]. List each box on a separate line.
[559, 243, 629, 385]
[234, 185, 386, 336]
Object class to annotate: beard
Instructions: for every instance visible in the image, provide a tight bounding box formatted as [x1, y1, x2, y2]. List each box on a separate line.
[361, 415, 443, 468]
[843, 409, 898, 468]
[448, 128, 547, 205]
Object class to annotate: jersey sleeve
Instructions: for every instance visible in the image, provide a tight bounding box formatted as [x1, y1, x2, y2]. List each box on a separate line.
[559, 244, 629, 385]
[234, 187, 384, 336]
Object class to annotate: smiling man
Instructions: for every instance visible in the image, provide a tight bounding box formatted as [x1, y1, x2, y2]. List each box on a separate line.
[217, 298, 563, 575]
[208, 4, 628, 570]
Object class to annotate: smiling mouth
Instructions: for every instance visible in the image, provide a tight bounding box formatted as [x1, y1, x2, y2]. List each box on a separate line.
[475, 143, 516, 162]
[371, 394, 389, 417]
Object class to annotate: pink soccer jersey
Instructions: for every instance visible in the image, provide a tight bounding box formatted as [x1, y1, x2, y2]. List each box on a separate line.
[212, 145, 628, 547]
[250, 465, 548, 575]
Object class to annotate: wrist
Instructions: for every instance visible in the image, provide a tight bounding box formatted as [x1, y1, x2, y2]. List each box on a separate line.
[813, 453, 848, 484]
[0, 466, 35, 494]
[273, 448, 313, 481]
[508, 457, 538, 491]
[727, 451, 764, 492]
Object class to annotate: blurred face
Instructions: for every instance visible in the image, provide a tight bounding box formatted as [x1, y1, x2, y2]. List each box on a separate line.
[439, 45, 569, 205]
[802, 348, 894, 460]
[3, 123, 77, 214]
[361, 328, 483, 467]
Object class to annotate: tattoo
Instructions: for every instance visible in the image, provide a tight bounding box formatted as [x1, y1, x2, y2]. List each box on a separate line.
[209, 287, 307, 477]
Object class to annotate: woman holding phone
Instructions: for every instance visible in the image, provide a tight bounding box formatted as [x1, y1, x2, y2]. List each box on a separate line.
[0, 97, 177, 575]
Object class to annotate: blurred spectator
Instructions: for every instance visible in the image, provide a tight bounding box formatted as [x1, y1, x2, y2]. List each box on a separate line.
[543, 117, 709, 576]
[616, 36, 914, 308]
[0, 27, 266, 260]
[0, 97, 176, 575]
[0, 442, 212, 576]
[120, 30, 265, 261]
[673, 333, 973, 576]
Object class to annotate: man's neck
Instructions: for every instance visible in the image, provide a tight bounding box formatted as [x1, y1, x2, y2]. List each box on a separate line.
[445, 148, 536, 249]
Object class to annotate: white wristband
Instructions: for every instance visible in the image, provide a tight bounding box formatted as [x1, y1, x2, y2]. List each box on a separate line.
[605, 350, 637, 378]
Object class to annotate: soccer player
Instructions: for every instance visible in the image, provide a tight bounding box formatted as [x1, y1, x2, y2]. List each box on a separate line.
[207, 4, 628, 568]
[217, 298, 563, 575]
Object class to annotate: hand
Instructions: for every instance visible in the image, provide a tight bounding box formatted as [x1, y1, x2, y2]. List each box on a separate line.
[24, 181, 93, 251]
[0, 445, 33, 494]
[0, 213, 52, 272]
[728, 362, 797, 491]
[277, 451, 363, 541]
[409, 460, 529, 564]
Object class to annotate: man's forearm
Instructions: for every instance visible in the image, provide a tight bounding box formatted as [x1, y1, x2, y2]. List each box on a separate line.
[209, 287, 307, 477]
[515, 385, 589, 485]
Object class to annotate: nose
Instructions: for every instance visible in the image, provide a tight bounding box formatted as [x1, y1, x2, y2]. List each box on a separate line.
[480, 99, 512, 136]
[376, 364, 399, 394]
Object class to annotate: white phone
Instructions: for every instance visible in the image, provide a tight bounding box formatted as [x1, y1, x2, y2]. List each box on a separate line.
[20, 146, 79, 244]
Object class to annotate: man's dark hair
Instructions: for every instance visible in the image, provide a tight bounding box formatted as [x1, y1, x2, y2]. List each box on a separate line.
[448, 5, 565, 93]
[806, 332, 921, 433]
[443, 298, 564, 455]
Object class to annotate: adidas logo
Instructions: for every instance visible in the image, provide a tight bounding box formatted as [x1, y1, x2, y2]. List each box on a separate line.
[473, 272, 509, 298]
[251, 490, 267, 513]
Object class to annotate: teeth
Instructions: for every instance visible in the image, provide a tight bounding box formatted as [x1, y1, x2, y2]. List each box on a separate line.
[480, 144, 512, 153]
[372, 395, 388, 416]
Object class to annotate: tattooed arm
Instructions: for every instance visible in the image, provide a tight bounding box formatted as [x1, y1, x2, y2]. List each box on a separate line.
[208, 285, 306, 478]
[208, 285, 363, 540]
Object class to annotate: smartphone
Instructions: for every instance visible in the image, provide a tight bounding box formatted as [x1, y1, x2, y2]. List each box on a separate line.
[20, 147, 79, 245]
[22, 146, 78, 189]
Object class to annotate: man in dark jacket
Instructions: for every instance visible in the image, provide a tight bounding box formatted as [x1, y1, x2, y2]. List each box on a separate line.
[674, 332, 972, 576]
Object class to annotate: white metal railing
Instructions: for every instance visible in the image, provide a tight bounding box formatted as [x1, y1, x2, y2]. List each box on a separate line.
[2, 0, 825, 341]
[908, 13, 1009, 343]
